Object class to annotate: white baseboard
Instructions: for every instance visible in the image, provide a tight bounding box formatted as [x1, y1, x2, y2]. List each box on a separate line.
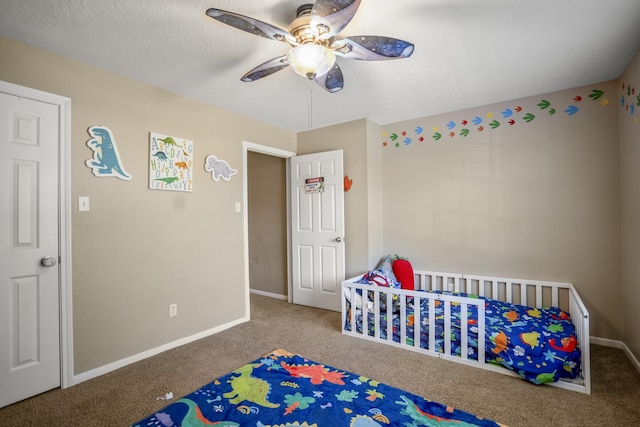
[68, 322, 640, 387]
[590, 336, 624, 348]
[622, 343, 640, 374]
[71, 315, 250, 386]
[590, 336, 640, 374]
[249, 288, 288, 300]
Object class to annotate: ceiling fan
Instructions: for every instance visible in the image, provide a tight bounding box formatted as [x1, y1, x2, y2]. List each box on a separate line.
[206, 0, 414, 93]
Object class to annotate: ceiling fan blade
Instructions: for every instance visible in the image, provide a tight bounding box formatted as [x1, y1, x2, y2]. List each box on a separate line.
[241, 55, 290, 82]
[206, 8, 294, 44]
[333, 36, 414, 60]
[315, 63, 344, 93]
[311, 0, 362, 38]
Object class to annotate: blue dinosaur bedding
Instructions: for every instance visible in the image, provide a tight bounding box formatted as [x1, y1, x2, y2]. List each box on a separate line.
[345, 288, 581, 385]
[130, 349, 502, 427]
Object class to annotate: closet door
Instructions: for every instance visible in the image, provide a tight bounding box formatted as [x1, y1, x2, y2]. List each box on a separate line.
[290, 149, 345, 311]
[0, 92, 61, 408]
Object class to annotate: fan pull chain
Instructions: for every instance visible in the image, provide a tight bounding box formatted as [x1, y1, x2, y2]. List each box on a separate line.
[308, 80, 313, 129]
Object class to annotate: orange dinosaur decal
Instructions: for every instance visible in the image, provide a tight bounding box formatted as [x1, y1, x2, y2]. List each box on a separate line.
[549, 335, 577, 353]
[491, 330, 508, 354]
[503, 310, 518, 322]
[550, 311, 570, 321]
[271, 349, 295, 358]
[281, 362, 345, 385]
[344, 175, 353, 192]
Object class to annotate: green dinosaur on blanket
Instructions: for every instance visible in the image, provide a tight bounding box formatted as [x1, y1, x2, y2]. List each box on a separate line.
[223, 363, 280, 408]
[396, 395, 481, 427]
[132, 398, 239, 427]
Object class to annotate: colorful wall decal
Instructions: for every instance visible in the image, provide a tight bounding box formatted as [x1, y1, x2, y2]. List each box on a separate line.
[85, 125, 131, 180]
[149, 132, 193, 191]
[620, 82, 639, 125]
[204, 155, 237, 182]
[381, 87, 611, 148]
[344, 175, 353, 192]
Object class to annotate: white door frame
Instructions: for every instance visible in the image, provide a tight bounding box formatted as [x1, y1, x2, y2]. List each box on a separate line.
[0, 80, 74, 389]
[242, 141, 296, 315]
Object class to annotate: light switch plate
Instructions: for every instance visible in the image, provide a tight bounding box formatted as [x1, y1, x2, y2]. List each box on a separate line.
[79, 196, 90, 211]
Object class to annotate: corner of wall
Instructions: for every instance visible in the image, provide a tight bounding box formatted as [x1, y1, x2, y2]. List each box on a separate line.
[365, 119, 383, 268]
[619, 46, 640, 362]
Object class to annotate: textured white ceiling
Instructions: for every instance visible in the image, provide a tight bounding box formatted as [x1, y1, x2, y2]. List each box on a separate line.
[1, 0, 639, 132]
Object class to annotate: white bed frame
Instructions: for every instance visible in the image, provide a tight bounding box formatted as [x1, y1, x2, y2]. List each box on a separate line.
[341, 270, 591, 394]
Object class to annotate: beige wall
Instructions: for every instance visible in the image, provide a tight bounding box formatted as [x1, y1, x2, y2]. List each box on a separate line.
[366, 119, 384, 268]
[247, 151, 287, 296]
[2, 33, 637, 376]
[620, 49, 640, 359]
[0, 37, 295, 374]
[297, 118, 383, 277]
[381, 81, 622, 340]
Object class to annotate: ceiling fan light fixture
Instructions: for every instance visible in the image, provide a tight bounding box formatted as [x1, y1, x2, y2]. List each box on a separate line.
[287, 44, 336, 79]
[206, 1, 414, 92]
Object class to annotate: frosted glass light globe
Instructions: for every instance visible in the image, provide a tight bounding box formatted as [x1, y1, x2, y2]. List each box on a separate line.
[288, 45, 336, 79]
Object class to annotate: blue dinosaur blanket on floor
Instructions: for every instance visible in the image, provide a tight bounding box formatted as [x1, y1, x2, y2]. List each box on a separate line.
[130, 349, 504, 427]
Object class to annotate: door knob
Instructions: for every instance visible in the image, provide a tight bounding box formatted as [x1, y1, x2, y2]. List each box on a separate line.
[41, 256, 57, 267]
[335, 237, 344, 243]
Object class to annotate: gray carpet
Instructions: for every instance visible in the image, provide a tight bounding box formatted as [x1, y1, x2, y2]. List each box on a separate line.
[1, 293, 639, 426]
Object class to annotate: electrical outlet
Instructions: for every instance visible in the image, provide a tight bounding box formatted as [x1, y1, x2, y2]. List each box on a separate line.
[169, 303, 177, 317]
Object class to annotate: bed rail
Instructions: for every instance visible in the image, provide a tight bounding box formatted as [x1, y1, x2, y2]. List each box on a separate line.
[342, 282, 486, 369]
[342, 269, 591, 394]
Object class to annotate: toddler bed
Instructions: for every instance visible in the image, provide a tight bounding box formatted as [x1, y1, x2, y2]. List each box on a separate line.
[342, 264, 591, 394]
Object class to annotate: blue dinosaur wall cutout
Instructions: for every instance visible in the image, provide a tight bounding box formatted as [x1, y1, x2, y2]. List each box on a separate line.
[85, 125, 131, 180]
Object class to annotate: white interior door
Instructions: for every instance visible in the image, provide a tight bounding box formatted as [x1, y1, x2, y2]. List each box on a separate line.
[0, 92, 61, 408]
[290, 149, 345, 311]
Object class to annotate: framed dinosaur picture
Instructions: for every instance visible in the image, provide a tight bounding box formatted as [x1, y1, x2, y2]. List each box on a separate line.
[149, 132, 193, 192]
